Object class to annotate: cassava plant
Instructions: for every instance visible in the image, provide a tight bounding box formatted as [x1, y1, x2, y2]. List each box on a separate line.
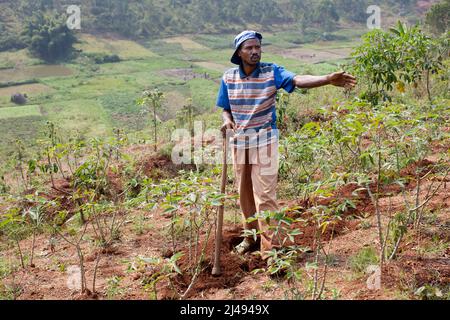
[130, 170, 231, 299]
[49, 210, 90, 294]
[137, 89, 165, 152]
[352, 22, 447, 105]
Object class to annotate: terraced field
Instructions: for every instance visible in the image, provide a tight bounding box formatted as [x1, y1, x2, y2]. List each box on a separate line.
[0, 29, 364, 162]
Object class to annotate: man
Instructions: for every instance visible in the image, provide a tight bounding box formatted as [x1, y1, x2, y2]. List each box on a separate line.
[216, 30, 356, 258]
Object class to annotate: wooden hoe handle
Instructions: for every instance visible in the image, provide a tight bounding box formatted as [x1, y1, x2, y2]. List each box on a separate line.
[212, 135, 228, 276]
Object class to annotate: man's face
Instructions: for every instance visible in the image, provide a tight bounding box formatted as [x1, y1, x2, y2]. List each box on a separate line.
[238, 38, 261, 66]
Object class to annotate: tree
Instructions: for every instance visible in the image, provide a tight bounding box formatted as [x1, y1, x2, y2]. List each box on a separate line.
[286, 0, 313, 33]
[21, 12, 77, 62]
[312, 0, 340, 32]
[0, 12, 26, 52]
[335, 0, 368, 23]
[351, 22, 447, 105]
[425, 0, 449, 35]
[236, 0, 283, 25]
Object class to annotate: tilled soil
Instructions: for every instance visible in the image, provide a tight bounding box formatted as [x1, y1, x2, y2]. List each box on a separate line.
[1, 157, 448, 300]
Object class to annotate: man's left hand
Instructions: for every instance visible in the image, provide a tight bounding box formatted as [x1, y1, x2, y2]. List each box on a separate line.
[328, 71, 357, 89]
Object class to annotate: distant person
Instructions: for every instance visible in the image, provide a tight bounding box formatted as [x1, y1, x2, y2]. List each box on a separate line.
[216, 30, 356, 259]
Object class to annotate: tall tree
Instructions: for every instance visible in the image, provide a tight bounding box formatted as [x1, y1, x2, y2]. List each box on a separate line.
[312, 0, 340, 32]
[287, 0, 313, 33]
[425, 0, 449, 35]
[335, 0, 368, 23]
[22, 11, 77, 62]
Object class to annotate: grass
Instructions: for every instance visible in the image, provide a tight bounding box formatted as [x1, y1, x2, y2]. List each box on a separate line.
[187, 78, 219, 113]
[0, 49, 42, 69]
[133, 71, 187, 89]
[106, 276, 125, 299]
[42, 99, 112, 137]
[303, 62, 346, 75]
[0, 282, 22, 300]
[163, 36, 208, 51]
[190, 49, 235, 67]
[0, 256, 17, 279]
[75, 34, 156, 60]
[417, 235, 449, 258]
[161, 89, 190, 121]
[193, 62, 228, 75]
[0, 83, 53, 98]
[132, 214, 155, 236]
[144, 40, 186, 59]
[96, 58, 190, 76]
[0, 65, 73, 83]
[264, 27, 363, 49]
[264, 31, 315, 48]
[302, 38, 361, 50]
[192, 34, 235, 50]
[260, 52, 308, 75]
[348, 246, 379, 276]
[0, 105, 41, 119]
[40, 75, 136, 101]
[0, 115, 45, 163]
[98, 91, 145, 131]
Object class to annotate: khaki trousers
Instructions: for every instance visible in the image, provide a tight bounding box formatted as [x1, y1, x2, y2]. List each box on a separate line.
[232, 142, 280, 258]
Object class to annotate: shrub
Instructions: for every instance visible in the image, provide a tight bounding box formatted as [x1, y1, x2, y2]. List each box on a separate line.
[84, 53, 121, 64]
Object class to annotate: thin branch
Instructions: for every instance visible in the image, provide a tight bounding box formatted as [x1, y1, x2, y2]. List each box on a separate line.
[180, 222, 214, 300]
[408, 172, 447, 214]
[15, 239, 25, 269]
[92, 252, 101, 294]
[317, 225, 335, 299]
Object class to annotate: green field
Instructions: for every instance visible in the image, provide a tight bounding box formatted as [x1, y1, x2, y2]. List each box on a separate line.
[0, 105, 41, 119]
[0, 29, 364, 162]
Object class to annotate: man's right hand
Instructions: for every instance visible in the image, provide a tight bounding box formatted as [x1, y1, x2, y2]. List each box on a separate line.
[221, 110, 236, 135]
[221, 119, 236, 134]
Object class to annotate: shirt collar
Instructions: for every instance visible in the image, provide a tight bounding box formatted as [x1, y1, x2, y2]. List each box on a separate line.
[239, 62, 261, 79]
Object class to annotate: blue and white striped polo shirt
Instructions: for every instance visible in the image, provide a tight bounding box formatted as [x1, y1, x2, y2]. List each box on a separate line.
[216, 62, 296, 149]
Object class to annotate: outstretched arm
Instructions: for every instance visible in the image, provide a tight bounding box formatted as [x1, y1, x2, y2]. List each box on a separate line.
[294, 71, 357, 89]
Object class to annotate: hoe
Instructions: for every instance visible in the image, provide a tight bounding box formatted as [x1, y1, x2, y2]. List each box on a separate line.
[212, 133, 228, 276]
